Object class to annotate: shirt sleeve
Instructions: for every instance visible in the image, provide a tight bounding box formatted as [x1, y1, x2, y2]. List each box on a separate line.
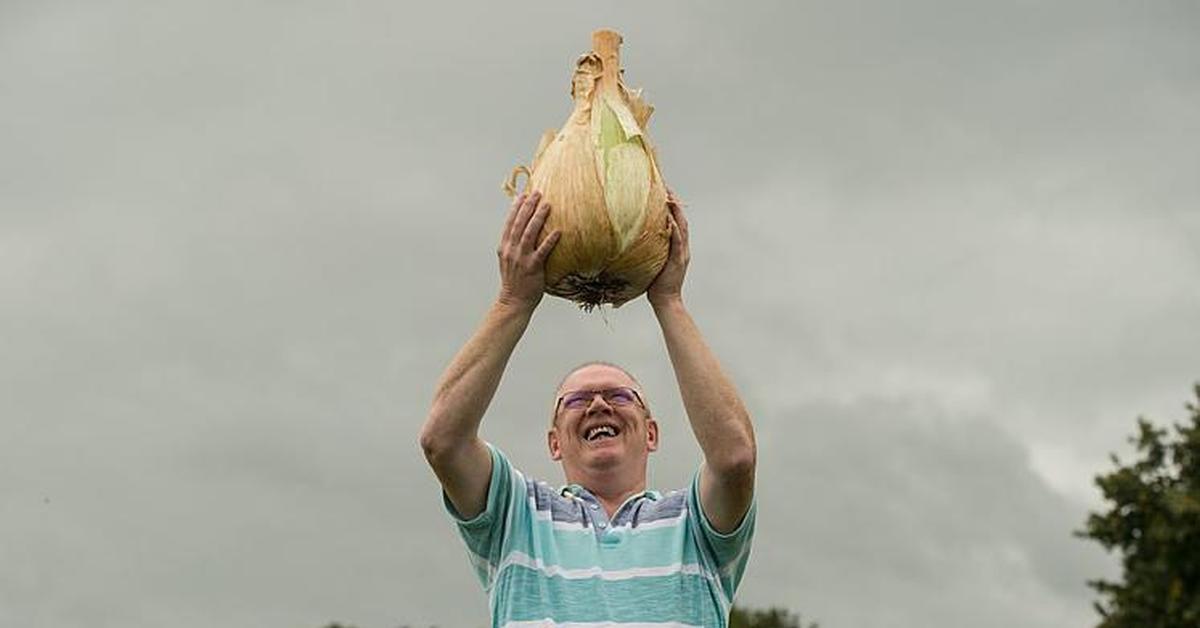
[442, 442, 525, 591]
[687, 468, 757, 602]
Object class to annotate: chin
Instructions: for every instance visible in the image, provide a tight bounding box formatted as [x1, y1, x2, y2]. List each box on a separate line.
[582, 447, 625, 468]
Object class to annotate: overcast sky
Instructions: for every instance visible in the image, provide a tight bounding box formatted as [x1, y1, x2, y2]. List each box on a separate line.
[2, 1, 1198, 627]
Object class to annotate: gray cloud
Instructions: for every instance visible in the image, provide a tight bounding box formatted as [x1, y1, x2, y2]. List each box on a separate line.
[742, 397, 1115, 627]
[2, 1, 1196, 627]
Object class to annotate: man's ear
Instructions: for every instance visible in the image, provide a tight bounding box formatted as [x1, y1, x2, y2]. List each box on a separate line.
[645, 417, 659, 453]
[548, 427, 563, 461]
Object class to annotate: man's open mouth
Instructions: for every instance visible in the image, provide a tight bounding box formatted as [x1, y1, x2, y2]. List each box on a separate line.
[584, 423, 620, 442]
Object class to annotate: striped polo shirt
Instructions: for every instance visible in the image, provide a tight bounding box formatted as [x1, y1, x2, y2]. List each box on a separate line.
[444, 443, 756, 628]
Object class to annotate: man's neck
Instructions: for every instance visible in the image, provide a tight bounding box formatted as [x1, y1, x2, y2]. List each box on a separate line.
[590, 483, 647, 519]
[565, 466, 647, 518]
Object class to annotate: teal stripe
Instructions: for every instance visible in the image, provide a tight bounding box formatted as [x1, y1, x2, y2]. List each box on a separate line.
[492, 563, 724, 626]
[505, 515, 701, 571]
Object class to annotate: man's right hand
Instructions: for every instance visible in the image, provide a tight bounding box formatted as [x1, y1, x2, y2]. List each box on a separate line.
[497, 190, 561, 311]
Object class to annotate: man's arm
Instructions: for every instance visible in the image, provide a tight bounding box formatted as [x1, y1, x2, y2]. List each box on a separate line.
[648, 193, 756, 534]
[418, 191, 558, 520]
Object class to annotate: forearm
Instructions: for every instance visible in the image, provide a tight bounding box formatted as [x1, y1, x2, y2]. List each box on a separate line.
[652, 297, 756, 472]
[420, 298, 534, 454]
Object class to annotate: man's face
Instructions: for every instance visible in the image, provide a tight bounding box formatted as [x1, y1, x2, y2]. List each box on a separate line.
[548, 364, 658, 472]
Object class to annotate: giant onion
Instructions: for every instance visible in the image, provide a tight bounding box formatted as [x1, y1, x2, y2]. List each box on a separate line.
[503, 29, 671, 310]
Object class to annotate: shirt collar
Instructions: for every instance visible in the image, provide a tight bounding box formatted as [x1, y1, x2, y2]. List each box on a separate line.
[560, 484, 661, 502]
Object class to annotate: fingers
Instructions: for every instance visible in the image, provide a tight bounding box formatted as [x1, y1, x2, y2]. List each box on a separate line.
[667, 197, 688, 245]
[665, 187, 687, 237]
[521, 199, 552, 250]
[500, 192, 526, 248]
[509, 190, 542, 244]
[666, 211, 683, 251]
[535, 230, 562, 261]
[662, 200, 689, 271]
[666, 186, 686, 207]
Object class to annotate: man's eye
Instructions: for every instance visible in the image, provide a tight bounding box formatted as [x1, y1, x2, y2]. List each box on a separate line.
[564, 395, 589, 409]
[608, 390, 634, 404]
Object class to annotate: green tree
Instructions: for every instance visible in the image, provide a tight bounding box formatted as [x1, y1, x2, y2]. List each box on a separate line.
[1077, 383, 1200, 627]
[729, 605, 818, 628]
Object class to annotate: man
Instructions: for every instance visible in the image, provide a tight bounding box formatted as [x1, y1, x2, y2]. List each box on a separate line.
[419, 189, 757, 627]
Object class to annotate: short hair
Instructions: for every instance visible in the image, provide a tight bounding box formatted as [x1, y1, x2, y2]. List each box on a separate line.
[555, 360, 642, 394]
[549, 360, 650, 427]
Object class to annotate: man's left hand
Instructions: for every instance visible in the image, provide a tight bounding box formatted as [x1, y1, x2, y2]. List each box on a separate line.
[647, 189, 689, 307]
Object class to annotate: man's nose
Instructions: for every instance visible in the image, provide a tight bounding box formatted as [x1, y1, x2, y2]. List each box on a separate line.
[584, 394, 613, 413]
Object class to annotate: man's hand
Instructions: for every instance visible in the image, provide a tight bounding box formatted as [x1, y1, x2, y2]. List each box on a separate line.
[646, 189, 688, 307]
[497, 190, 560, 311]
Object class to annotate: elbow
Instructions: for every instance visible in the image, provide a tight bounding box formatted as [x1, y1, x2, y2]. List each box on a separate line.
[727, 442, 758, 478]
[418, 408, 452, 463]
[419, 403, 473, 466]
[419, 426, 462, 470]
[418, 425, 441, 462]
[711, 428, 757, 479]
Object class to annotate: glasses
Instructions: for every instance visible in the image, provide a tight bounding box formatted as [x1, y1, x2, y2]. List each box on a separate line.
[555, 387, 645, 414]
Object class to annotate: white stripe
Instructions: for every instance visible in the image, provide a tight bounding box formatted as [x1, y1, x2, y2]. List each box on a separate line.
[616, 510, 688, 532]
[504, 621, 702, 628]
[530, 507, 596, 532]
[501, 551, 703, 581]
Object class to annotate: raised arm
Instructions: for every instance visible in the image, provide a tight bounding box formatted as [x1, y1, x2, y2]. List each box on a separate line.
[419, 191, 559, 519]
[647, 193, 756, 534]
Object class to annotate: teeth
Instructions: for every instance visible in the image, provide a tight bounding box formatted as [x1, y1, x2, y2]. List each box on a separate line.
[586, 425, 617, 441]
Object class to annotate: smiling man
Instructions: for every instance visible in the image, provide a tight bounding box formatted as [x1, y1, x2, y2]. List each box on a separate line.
[419, 190, 757, 628]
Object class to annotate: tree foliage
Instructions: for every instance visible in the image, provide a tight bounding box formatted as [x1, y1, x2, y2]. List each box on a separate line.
[1077, 383, 1200, 627]
[729, 605, 818, 628]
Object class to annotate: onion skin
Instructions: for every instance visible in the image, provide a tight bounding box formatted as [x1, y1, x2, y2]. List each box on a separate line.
[503, 29, 671, 310]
